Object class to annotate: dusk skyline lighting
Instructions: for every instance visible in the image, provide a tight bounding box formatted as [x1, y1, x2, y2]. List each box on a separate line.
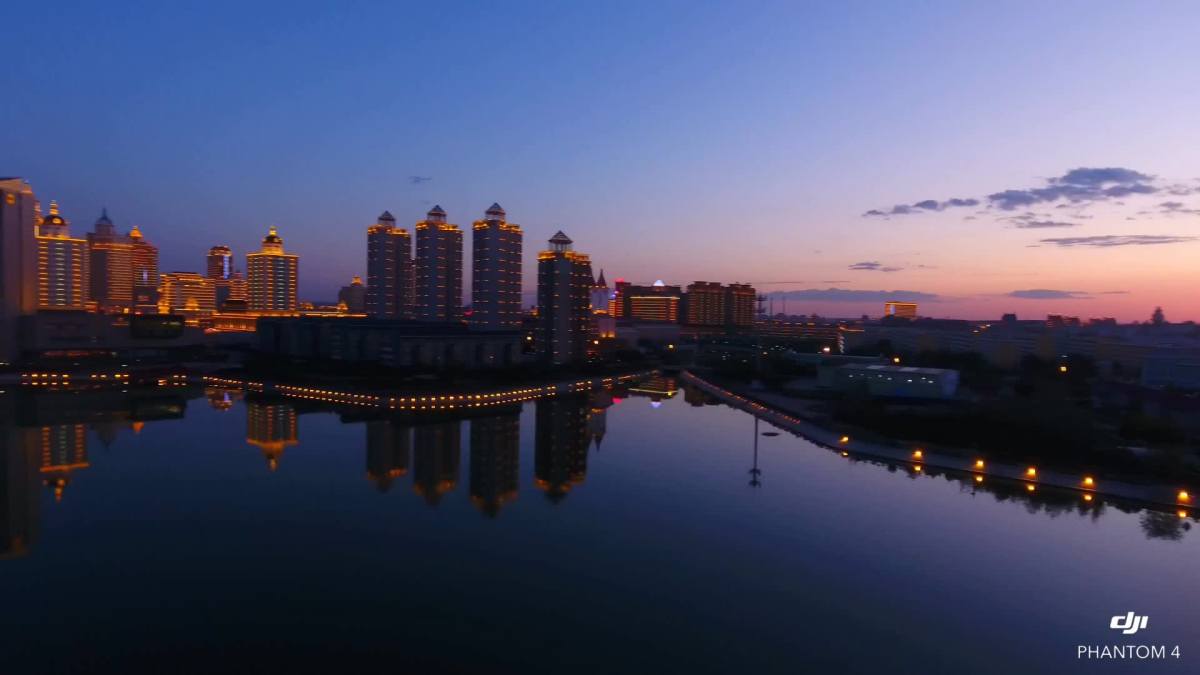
[6, 2, 1200, 321]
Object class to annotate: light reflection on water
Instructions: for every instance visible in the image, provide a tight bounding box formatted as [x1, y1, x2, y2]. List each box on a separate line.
[0, 378, 1195, 674]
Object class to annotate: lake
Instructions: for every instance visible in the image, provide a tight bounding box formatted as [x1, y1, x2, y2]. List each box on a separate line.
[0, 378, 1194, 674]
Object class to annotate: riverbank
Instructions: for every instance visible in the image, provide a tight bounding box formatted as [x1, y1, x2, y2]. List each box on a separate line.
[681, 370, 1196, 513]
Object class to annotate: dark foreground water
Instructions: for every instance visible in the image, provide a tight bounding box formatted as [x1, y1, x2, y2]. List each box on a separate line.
[1, 380, 1195, 674]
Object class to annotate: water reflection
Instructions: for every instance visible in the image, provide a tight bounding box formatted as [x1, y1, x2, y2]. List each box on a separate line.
[0, 377, 1193, 565]
[365, 420, 411, 493]
[245, 401, 299, 471]
[469, 408, 520, 516]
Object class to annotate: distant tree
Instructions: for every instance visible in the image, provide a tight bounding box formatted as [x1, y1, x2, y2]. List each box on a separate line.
[1152, 306, 1166, 326]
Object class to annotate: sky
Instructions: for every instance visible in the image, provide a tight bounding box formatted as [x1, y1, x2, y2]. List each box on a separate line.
[4, 1, 1200, 322]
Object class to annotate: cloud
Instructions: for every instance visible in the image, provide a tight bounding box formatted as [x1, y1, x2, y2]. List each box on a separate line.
[1039, 234, 1197, 248]
[1006, 213, 1079, 229]
[863, 197, 979, 217]
[849, 261, 902, 272]
[768, 288, 941, 302]
[865, 166, 1173, 216]
[1158, 200, 1200, 215]
[408, 176, 432, 184]
[1007, 289, 1091, 299]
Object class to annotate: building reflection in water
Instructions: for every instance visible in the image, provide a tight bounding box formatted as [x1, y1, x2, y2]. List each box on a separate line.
[206, 387, 243, 411]
[413, 421, 460, 506]
[245, 401, 299, 471]
[627, 374, 678, 406]
[365, 420, 411, 493]
[469, 408, 520, 517]
[0, 426, 39, 559]
[38, 424, 89, 502]
[588, 389, 611, 450]
[535, 393, 591, 503]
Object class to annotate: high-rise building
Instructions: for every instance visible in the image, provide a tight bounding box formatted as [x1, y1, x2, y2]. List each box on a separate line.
[246, 226, 298, 313]
[365, 211, 413, 319]
[412, 420, 461, 506]
[128, 225, 158, 289]
[471, 203, 522, 330]
[207, 245, 233, 281]
[685, 282, 726, 326]
[591, 269, 615, 339]
[87, 209, 134, 312]
[35, 201, 89, 310]
[246, 401, 298, 471]
[338, 276, 366, 314]
[726, 283, 757, 327]
[158, 272, 218, 325]
[207, 245, 244, 309]
[414, 206, 463, 323]
[129, 225, 159, 314]
[469, 410, 520, 516]
[0, 178, 38, 364]
[536, 231, 593, 364]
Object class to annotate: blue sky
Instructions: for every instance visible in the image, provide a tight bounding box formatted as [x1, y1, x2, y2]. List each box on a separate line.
[5, 1, 1200, 319]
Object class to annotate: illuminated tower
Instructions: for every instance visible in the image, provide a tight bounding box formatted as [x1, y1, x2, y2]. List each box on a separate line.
[365, 421, 411, 493]
[338, 275, 366, 314]
[536, 231, 593, 364]
[469, 409, 520, 516]
[129, 225, 159, 313]
[246, 226, 299, 312]
[0, 178, 37, 364]
[534, 394, 591, 502]
[35, 201, 90, 310]
[412, 420, 460, 506]
[207, 245, 233, 281]
[365, 211, 413, 319]
[246, 401, 298, 471]
[414, 205, 463, 323]
[471, 203, 522, 330]
[87, 209, 134, 312]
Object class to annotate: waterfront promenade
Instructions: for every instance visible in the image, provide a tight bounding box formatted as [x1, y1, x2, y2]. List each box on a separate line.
[681, 370, 1196, 513]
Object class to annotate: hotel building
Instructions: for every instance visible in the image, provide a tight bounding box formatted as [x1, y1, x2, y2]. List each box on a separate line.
[87, 209, 134, 312]
[158, 272, 218, 326]
[536, 231, 593, 364]
[365, 211, 413, 319]
[35, 201, 89, 310]
[471, 203, 522, 330]
[246, 227, 298, 312]
[414, 205, 463, 323]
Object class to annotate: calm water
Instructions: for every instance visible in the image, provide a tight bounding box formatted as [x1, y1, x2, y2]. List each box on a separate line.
[1, 380, 1195, 674]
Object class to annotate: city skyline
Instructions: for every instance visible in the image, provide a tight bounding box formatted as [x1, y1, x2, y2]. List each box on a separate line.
[6, 3, 1200, 322]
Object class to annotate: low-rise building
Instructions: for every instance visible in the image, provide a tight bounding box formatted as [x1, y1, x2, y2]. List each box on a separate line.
[256, 316, 524, 369]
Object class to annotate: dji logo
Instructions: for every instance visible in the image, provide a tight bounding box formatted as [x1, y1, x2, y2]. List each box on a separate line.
[1110, 612, 1149, 635]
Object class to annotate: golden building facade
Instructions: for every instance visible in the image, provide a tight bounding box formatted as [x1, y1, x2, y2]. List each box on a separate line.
[35, 201, 89, 310]
[159, 272, 218, 325]
[471, 203, 522, 330]
[247, 227, 299, 312]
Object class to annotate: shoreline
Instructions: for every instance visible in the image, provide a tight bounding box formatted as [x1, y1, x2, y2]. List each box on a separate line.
[681, 370, 1195, 513]
[202, 369, 655, 412]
